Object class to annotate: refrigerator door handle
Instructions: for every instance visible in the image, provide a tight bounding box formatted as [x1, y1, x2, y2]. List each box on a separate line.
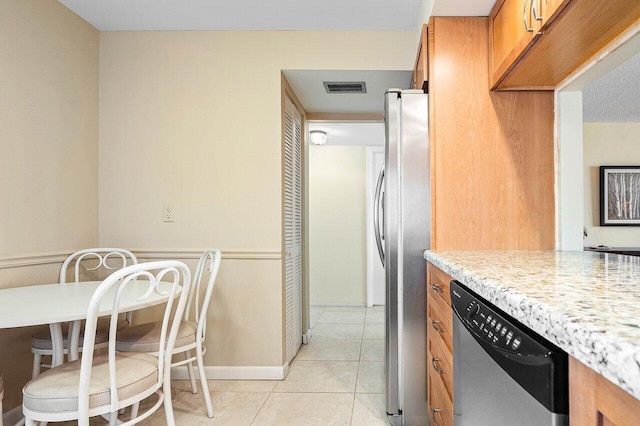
[373, 166, 385, 266]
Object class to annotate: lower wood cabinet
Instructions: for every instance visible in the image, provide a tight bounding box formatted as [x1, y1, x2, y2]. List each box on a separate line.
[427, 262, 453, 425]
[569, 356, 640, 426]
[427, 262, 640, 426]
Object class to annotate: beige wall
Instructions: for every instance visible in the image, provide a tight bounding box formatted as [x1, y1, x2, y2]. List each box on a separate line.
[584, 123, 640, 246]
[98, 31, 416, 367]
[0, 0, 99, 410]
[0, 1, 416, 411]
[309, 145, 367, 305]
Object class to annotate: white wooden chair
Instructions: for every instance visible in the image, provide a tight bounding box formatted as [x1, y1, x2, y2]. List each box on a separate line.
[31, 248, 138, 378]
[22, 260, 191, 426]
[116, 249, 222, 418]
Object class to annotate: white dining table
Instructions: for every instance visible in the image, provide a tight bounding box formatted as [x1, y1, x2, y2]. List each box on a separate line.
[0, 280, 179, 367]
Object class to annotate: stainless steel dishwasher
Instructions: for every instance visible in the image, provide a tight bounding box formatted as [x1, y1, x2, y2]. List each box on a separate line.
[451, 280, 569, 426]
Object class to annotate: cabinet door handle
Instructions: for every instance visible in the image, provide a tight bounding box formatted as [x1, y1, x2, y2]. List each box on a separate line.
[432, 320, 445, 333]
[432, 357, 446, 375]
[523, 0, 533, 32]
[532, 0, 543, 21]
[432, 408, 443, 426]
[430, 283, 443, 293]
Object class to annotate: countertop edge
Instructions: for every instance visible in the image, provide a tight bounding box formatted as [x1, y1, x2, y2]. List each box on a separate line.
[424, 250, 640, 401]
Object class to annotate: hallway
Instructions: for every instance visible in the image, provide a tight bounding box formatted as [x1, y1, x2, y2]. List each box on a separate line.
[132, 306, 388, 425]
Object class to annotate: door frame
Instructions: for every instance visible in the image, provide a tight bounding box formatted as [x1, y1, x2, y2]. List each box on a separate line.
[554, 21, 640, 250]
[281, 75, 310, 358]
[366, 146, 385, 307]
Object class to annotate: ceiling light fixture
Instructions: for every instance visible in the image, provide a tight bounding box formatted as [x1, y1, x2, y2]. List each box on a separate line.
[309, 130, 328, 145]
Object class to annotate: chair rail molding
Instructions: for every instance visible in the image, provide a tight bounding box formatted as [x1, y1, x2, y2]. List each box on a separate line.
[0, 249, 282, 270]
[0, 251, 70, 269]
[133, 249, 282, 261]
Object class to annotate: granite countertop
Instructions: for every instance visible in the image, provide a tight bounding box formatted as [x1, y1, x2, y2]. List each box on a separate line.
[424, 250, 640, 401]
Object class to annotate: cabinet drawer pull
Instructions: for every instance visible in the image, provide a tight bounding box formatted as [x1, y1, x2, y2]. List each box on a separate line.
[432, 357, 446, 375]
[532, 0, 543, 21]
[432, 320, 445, 333]
[432, 408, 442, 426]
[523, 0, 533, 32]
[430, 283, 444, 293]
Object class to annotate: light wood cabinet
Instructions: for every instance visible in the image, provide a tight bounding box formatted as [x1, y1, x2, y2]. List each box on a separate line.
[537, 0, 568, 29]
[412, 24, 428, 92]
[569, 356, 640, 426]
[489, 0, 541, 88]
[490, 0, 640, 90]
[427, 262, 453, 426]
[428, 16, 555, 250]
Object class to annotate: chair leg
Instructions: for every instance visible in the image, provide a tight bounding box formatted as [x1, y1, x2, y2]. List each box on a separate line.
[196, 346, 214, 418]
[130, 401, 140, 420]
[32, 354, 42, 379]
[184, 351, 197, 394]
[163, 381, 176, 426]
[24, 418, 36, 426]
[109, 411, 118, 426]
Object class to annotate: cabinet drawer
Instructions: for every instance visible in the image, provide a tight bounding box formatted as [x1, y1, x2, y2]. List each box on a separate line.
[428, 263, 452, 307]
[428, 326, 453, 400]
[428, 294, 452, 353]
[428, 356, 453, 426]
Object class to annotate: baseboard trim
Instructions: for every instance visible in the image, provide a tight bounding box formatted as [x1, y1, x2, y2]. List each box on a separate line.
[3, 405, 23, 425]
[303, 328, 312, 344]
[171, 363, 289, 381]
[310, 303, 367, 307]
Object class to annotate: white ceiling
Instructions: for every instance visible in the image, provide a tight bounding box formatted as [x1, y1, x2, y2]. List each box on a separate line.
[58, 0, 497, 31]
[309, 122, 385, 147]
[283, 70, 413, 114]
[58, 0, 424, 31]
[431, 0, 496, 16]
[583, 51, 640, 122]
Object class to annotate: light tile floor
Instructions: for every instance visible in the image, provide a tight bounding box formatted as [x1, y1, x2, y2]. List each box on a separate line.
[67, 305, 388, 425]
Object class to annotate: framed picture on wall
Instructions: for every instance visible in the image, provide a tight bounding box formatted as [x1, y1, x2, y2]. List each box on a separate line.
[600, 166, 640, 226]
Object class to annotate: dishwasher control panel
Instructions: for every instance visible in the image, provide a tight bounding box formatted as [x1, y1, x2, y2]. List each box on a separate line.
[452, 283, 550, 357]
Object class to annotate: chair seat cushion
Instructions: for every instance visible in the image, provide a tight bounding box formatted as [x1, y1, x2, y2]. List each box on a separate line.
[22, 352, 158, 414]
[31, 319, 128, 350]
[115, 321, 197, 353]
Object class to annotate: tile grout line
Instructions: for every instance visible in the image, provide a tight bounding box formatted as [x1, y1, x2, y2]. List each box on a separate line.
[350, 317, 366, 425]
[249, 307, 321, 426]
[248, 386, 272, 425]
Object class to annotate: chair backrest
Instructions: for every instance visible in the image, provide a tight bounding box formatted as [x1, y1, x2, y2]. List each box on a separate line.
[60, 248, 138, 283]
[77, 261, 191, 425]
[184, 250, 222, 345]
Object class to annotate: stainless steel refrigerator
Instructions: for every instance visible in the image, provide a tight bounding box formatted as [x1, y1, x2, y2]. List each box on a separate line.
[374, 89, 429, 426]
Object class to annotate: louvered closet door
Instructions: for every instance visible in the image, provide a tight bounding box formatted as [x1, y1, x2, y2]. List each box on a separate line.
[284, 96, 303, 364]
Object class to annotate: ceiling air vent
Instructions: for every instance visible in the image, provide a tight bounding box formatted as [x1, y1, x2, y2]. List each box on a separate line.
[323, 81, 367, 94]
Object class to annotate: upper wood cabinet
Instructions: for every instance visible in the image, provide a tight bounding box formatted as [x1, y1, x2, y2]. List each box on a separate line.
[490, 0, 640, 90]
[489, 0, 541, 88]
[537, 0, 568, 30]
[412, 24, 428, 92]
